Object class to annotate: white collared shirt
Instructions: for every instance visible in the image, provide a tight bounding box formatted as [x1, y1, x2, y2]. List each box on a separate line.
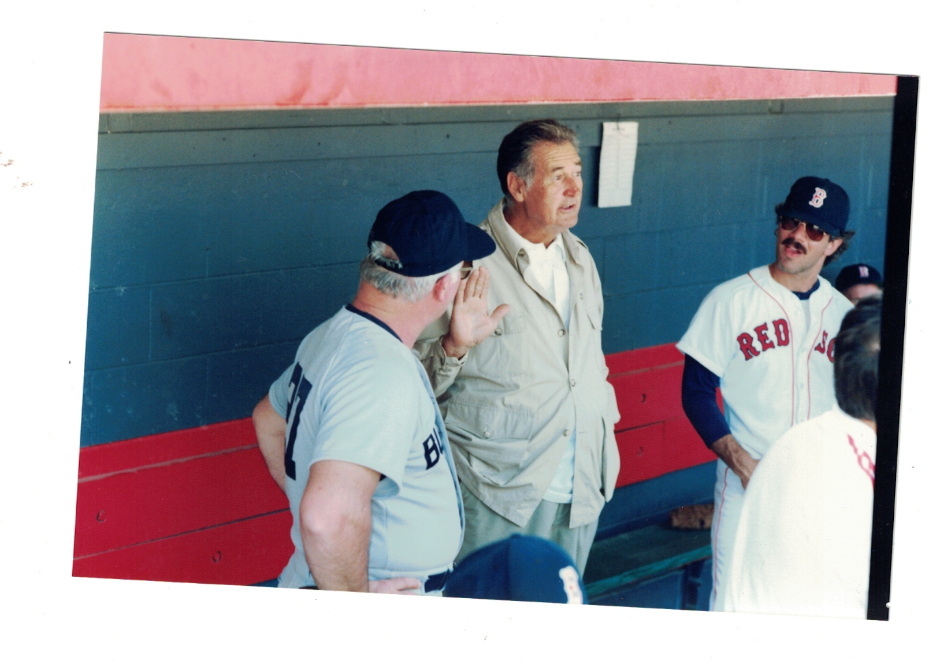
[499, 217, 575, 503]
[505, 228, 571, 330]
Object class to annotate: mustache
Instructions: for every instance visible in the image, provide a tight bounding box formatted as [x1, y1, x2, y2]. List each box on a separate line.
[782, 238, 806, 254]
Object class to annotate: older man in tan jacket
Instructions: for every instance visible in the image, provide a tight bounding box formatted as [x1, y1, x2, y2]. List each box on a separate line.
[416, 119, 620, 574]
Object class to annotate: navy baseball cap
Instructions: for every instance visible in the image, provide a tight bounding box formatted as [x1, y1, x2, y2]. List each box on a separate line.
[836, 263, 883, 292]
[443, 535, 587, 604]
[367, 190, 496, 277]
[777, 176, 850, 237]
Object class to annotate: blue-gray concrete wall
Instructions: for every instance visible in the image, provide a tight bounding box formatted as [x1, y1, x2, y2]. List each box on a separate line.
[82, 98, 893, 446]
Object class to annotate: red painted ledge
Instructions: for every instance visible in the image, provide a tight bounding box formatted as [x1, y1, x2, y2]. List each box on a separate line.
[78, 418, 257, 480]
[101, 34, 897, 112]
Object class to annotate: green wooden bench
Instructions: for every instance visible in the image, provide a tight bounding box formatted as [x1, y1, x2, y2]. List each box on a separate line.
[583, 524, 712, 608]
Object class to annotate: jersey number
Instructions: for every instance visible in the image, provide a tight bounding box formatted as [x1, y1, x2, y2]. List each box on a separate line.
[284, 363, 313, 481]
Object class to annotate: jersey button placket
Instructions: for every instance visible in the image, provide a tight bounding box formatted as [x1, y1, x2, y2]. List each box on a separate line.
[795, 358, 809, 418]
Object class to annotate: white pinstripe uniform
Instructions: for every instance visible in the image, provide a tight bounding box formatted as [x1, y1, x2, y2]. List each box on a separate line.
[677, 264, 853, 609]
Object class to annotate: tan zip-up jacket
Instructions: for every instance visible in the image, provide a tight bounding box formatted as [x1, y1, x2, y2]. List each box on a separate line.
[415, 200, 621, 528]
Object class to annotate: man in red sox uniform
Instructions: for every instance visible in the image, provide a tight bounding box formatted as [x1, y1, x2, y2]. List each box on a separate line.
[677, 176, 855, 610]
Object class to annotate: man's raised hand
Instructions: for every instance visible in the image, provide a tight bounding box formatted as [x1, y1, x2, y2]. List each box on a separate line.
[441, 266, 510, 359]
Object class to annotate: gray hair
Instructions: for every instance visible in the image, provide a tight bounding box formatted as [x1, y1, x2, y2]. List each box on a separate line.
[496, 119, 580, 208]
[359, 241, 458, 302]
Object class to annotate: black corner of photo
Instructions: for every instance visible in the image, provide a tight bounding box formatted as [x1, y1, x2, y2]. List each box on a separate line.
[868, 74, 918, 621]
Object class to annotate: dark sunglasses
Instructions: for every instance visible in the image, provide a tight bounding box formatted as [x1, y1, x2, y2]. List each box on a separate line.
[777, 217, 828, 242]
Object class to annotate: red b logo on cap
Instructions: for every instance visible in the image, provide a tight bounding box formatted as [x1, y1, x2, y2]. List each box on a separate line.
[809, 187, 827, 208]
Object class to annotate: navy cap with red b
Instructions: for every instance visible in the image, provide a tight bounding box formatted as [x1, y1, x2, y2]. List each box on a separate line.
[836, 263, 883, 292]
[777, 176, 850, 237]
[443, 534, 587, 604]
[367, 190, 497, 277]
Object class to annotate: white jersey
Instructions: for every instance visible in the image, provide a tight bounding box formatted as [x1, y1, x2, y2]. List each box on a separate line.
[677, 264, 853, 609]
[269, 306, 464, 589]
[678, 264, 853, 459]
[716, 407, 876, 618]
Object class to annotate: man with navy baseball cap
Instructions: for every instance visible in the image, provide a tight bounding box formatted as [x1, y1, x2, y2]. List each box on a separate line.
[252, 190, 506, 594]
[775, 176, 852, 240]
[367, 190, 498, 277]
[835, 263, 883, 305]
[678, 176, 856, 609]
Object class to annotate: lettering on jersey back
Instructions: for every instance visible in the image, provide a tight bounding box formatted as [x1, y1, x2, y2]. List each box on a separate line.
[737, 319, 791, 361]
[422, 426, 443, 470]
[847, 434, 875, 488]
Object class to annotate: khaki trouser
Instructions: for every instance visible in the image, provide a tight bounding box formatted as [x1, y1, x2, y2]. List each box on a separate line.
[457, 482, 598, 576]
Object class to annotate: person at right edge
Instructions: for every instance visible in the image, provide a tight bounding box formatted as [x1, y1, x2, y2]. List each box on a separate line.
[715, 294, 881, 618]
[677, 176, 856, 610]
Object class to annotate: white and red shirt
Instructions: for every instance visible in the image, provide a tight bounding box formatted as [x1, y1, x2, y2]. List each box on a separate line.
[715, 406, 876, 618]
[678, 264, 854, 459]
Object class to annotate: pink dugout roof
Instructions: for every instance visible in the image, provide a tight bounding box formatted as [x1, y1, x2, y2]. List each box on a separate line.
[100, 33, 897, 112]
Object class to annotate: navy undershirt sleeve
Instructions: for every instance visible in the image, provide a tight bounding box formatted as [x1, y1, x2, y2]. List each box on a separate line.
[680, 284, 816, 450]
[681, 354, 730, 449]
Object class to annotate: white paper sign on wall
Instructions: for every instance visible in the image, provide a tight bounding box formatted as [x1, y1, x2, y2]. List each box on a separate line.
[597, 121, 639, 208]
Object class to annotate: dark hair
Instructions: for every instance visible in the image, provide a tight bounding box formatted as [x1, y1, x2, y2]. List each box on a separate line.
[496, 119, 579, 207]
[774, 205, 855, 267]
[834, 294, 881, 421]
[824, 230, 854, 267]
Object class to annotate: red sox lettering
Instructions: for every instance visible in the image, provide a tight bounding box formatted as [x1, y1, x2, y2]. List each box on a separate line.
[735, 319, 790, 360]
[736, 319, 836, 362]
[813, 331, 837, 361]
